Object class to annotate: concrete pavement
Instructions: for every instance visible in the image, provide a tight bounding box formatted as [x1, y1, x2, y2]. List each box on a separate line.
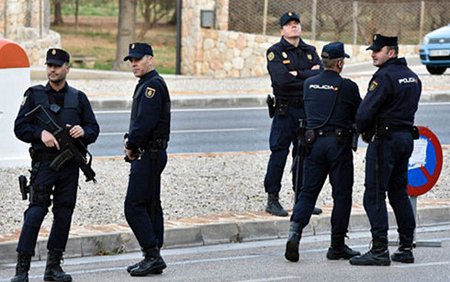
[1, 199, 449, 264]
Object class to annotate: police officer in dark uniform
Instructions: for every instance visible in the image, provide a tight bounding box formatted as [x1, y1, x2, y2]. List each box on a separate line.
[284, 42, 362, 262]
[264, 12, 323, 217]
[123, 42, 171, 276]
[12, 48, 99, 282]
[350, 34, 421, 266]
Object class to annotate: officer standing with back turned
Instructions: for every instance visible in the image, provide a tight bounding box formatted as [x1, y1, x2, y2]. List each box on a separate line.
[123, 42, 171, 276]
[264, 12, 323, 217]
[285, 42, 361, 263]
[12, 48, 99, 282]
[350, 34, 421, 266]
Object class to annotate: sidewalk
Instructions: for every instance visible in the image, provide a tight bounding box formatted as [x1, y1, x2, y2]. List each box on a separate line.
[1, 199, 449, 264]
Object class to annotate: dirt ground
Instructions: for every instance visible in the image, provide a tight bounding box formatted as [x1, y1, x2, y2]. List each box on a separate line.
[52, 16, 177, 72]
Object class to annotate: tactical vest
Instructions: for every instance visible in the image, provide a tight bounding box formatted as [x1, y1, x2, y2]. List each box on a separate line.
[30, 85, 81, 151]
[129, 75, 170, 142]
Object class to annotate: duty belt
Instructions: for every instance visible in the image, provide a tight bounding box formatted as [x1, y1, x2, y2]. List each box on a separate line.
[275, 97, 303, 108]
[32, 152, 58, 161]
[316, 127, 352, 137]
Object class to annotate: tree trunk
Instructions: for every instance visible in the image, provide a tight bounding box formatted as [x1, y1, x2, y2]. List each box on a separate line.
[53, 0, 64, 25]
[113, 0, 137, 71]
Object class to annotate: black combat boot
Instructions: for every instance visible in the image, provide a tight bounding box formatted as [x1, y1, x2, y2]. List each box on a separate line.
[129, 247, 167, 276]
[391, 234, 414, 263]
[326, 235, 361, 260]
[265, 193, 288, 217]
[43, 250, 72, 281]
[285, 221, 302, 262]
[11, 253, 31, 282]
[349, 237, 391, 266]
[312, 207, 323, 215]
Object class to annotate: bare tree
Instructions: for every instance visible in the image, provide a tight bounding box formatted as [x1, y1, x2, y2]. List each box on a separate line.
[53, 0, 64, 25]
[137, 0, 176, 40]
[113, 0, 137, 70]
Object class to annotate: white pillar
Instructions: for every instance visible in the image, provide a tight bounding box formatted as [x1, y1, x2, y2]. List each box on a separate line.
[0, 39, 31, 167]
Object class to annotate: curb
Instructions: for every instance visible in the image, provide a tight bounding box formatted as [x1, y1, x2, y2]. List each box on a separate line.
[90, 91, 450, 111]
[1, 206, 449, 264]
[90, 94, 268, 111]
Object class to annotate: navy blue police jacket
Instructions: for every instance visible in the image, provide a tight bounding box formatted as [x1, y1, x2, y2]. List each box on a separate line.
[14, 82, 99, 153]
[267, 37, 323, 98]
[304, 70, 361, 129]
[126, 70, 171, 152]
[356, 58, 421, 133]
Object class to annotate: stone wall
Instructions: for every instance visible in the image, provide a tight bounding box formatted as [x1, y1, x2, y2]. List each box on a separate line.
[0, 0, 60, 65]
[181, 0, 419, 78]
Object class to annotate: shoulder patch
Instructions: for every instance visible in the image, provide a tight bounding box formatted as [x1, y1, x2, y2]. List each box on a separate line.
[20, 95, 27, 107]
[145, 87, 156, 99]
[267, 52, 275, 61]
[368, 80, 378, 91]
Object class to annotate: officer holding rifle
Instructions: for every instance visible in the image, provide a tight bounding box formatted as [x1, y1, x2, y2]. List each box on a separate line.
[12, 48, 99, 282]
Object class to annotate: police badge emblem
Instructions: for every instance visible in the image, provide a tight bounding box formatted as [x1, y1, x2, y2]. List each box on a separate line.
[20, 96, 27, 107]
[267, 52, 275, 61]
[145, 87, 156, 98]
[369, 80, 378, 91]
[307, 54, 313, 61]
[282, 52, 288, 58]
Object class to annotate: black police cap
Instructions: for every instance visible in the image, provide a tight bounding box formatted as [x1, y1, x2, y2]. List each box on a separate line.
[279, 12, 300, 27]
[123, 42, 154, 61]
[321, 41, 350, 59]
[366, 34, 398, 52]
[46, 48, 70, 66]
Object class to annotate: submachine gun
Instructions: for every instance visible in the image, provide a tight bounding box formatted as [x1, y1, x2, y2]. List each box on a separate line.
[24, 105, 97, 183]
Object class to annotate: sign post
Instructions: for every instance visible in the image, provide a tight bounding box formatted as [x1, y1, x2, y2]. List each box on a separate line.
[407, 126, 443, 247]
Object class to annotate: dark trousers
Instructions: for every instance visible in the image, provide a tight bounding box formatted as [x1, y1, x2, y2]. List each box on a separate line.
[291, 136, 353, 235]
[363, 131, 416, 239]
[264, 107, 305, 195]
[17, 161, 79, 256]
[125, 150, 167, 249]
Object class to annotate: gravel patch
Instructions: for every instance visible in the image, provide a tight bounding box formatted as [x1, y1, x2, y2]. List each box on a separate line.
[1, 147, 449, 235]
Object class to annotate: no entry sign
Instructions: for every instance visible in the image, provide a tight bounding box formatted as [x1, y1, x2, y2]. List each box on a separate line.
[407, 126, 443, 197]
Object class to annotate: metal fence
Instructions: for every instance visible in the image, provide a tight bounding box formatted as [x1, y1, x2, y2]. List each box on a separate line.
[228, 0, 450, 45]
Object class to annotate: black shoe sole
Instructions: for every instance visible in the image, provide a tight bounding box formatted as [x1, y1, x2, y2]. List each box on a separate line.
[129, 262, 167, 276]
[265, 208, 288, 217]
[349, 259, 391, 266]
[391, 257, 414, 263]
[43, 276, 72, 282]
[285, 241, 299, 262]
[327, 249, 361, 260]
[127, 266, 163, 274]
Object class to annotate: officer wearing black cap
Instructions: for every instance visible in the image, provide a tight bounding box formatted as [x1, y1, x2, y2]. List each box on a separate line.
[350, 34, 421, 266]
[264, 12, 323, 217]
[285, 42, 361, 263]
[12, 48, 99, 282]
[123, 42, 170, 276]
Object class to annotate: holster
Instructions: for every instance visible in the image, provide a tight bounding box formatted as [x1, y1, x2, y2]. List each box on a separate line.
[411, 126, 420, 140]
[266, 94, 275, 118]
[304, 129, 316, 144]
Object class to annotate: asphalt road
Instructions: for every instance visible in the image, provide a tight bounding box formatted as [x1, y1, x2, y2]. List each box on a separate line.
[1, 225, 449, 281]
[90, 102, 450, 156]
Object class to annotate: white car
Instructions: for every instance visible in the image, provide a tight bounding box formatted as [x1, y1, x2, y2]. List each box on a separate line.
[419, 24, 450, 75]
